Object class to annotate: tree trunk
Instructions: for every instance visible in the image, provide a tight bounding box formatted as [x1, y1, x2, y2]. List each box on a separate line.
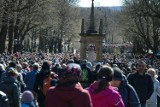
[14, 18, 20, 40]
[58, 39, 62, 53]
[0, 11, 8, 53]
[8, 19, 14, 53]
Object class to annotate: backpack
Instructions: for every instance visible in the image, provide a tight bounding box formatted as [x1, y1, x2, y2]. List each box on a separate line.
[41, 73, 52, 96]
[81, 68, 88, 82]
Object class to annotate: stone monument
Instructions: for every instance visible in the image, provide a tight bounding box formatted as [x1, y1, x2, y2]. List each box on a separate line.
[79, 0, 105, 62]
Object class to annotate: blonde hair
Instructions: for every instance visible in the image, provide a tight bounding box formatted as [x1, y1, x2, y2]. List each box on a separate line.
[147, 68, 157, 79]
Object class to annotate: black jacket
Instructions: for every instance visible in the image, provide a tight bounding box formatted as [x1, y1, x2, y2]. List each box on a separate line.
[127, 72, 154, 105]
[0, 91, 9, 107]
[0, 76, 20, 107]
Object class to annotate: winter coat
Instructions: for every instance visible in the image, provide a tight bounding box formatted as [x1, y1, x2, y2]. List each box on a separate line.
[24, 70, 38, 91]
[88, 82, 125, 107]
[45, 82, 93, 107]
[127, 72, 154, 105]
[118, 75, 141, 107]
[0, 76, 20, 107]
[21, 101, 37, 107]
[146, 78, 160, 107]
[80, 64, 94, 88]
[0, 90, 9, 107]
[33, 71, 47, 107]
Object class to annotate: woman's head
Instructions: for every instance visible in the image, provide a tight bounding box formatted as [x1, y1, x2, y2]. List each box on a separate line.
[94, 65, 113, 94]
[97, 65, 113, 82]
[147, 68, 157, 79]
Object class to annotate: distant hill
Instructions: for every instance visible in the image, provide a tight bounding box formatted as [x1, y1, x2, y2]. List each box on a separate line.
[108, 6, 123, 11]
[80, 6, 123, 11]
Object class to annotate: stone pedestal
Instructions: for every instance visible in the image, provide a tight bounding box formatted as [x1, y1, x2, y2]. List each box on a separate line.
[80, 33, 105, 62]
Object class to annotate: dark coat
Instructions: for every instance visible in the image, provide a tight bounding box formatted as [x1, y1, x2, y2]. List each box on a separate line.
[34, 70, 50, 107]
[0, 90, 9, 107]
[127, 72, 154, 105]
[0, 76, 20, 107]
[118, 75, 141, 107]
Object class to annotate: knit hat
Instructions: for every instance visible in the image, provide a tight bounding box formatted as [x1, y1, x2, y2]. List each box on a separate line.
[63, 63, 81, 77]
[58, 63, 81, 85]
[21, 91, 34, 103]
[113, 68, 123, 81]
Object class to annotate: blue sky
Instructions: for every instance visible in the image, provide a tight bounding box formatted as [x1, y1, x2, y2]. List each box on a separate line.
[79, 0, 123, 7]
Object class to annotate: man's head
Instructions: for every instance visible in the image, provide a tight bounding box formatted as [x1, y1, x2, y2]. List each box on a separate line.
[137, 61, 146, 74]
[32, 63, 39, 71]
[111, 68, 123, 88]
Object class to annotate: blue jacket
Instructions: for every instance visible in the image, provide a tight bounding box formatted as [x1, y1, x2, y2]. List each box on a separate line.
[21, 101, 37, 107]
[118, 75, 141, 107]
[24, 70, 38, 91]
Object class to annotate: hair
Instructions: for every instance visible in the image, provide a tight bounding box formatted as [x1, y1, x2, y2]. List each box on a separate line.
[7, 68, 19, 77]
[94, 65, 113, 94]
[147, 68, 157, 78]
[32, 63, 39, 70]
[9, 62, 16, 68]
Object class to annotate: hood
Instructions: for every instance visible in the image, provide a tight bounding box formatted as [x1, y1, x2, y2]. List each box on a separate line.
[3, 76, 15, 84]
[88, 82, 114, 100]
[118, 75, 129, 90]
[53, 82, 84, 102]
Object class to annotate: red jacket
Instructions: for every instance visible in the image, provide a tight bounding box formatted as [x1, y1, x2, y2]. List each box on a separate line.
[45, 82, 93, 107]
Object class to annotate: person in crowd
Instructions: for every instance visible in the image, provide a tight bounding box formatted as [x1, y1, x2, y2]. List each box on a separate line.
[0, 90, 9, 107]
[51, 63, 62, 78]
[157, 70, 160, 107]
[34, 61, 51, 107]
[45, 63, 93, 107]
[146, 68, 160, 107]
[127, 61, 154, 107]
[21, 62, 30, 80]
[1, 61, 17, 80]
[80, 59, 94, 88]
[92, 63, 102, 81]
[88, 65, 125, 107]
[21, 90, 37, 107]
[24, 63, 39, 99]
[16, 64, 26, 92]
[111, 67, 141, 107]
[0, 68, 20, 107]
[0, 64, 5, 82]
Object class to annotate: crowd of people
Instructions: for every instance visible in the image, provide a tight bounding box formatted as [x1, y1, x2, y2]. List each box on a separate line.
[0, 52, 160, 107]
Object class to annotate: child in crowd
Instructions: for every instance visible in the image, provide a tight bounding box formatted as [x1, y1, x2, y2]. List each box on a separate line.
[21, 90, 37, 107]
